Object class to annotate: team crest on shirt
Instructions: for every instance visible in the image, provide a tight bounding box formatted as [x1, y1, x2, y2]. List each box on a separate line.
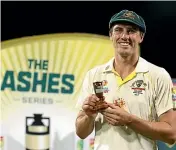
[102, 80, 109, 93]
[113, 98, 126, 108]
[130, 80, 147, 96]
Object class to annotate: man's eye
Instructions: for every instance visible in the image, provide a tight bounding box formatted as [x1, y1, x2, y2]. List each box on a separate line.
[114, 28, 120, 31]
[114, 28, 122, 33]
[129, 29, 136, 33]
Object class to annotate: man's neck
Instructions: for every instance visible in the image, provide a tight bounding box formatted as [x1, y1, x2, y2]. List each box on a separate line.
[114, 54, 139, 80]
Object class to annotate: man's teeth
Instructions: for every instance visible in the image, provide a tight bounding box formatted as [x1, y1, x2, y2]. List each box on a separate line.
[120, 43, 129, 46]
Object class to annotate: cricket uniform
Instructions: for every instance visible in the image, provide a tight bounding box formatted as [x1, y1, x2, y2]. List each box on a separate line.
[76, 57, 173, 150]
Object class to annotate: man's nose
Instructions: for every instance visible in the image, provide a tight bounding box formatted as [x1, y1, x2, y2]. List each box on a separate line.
[121, 32, 129, 39]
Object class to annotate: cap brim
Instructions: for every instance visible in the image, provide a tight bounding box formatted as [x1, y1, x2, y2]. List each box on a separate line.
[109, 19, 145, 32]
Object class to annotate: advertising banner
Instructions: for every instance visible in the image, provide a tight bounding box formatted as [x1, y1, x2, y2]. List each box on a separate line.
[0, 33, 114, 150]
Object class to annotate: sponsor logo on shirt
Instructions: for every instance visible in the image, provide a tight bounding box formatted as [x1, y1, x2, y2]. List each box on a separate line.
[130, 80, 147, 96]
[102, 80, 109, 93]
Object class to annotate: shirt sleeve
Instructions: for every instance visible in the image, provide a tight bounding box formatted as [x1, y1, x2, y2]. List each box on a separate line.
[154, 68, 174, 117]
[75, 71, 93, 111]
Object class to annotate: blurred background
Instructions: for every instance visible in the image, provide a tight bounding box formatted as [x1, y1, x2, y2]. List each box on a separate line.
[1, 1, 176, 150]
[2, 1, 176, 77]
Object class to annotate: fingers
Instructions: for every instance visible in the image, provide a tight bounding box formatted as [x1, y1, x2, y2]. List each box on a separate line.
[90, 94, 100, 102]
[82, 94, 100, 111]
[108, 103, 120, 109]
[82, 104, 95, 111]
[82, 94, 108, 112]
[102, 111, 117, 119]
[105, 115, 124, 126]
[96, 103, 108, 110]
[105, 116, 118, 126]
[84, 100, 96, 107]
[101, 107, 117, 115]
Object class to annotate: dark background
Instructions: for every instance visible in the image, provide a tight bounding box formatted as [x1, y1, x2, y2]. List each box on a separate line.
[2, 1, 176, 77]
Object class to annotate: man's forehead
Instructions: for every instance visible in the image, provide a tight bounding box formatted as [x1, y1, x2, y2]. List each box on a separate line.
[113, 23, 139, 29]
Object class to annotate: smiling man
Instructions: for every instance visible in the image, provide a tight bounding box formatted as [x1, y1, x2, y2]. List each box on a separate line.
[75, 10, 176, 150]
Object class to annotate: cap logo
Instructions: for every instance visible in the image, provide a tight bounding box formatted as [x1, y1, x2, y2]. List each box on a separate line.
[122, 11, 135, 19]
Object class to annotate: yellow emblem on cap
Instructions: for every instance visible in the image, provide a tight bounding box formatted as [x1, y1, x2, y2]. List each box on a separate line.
[122, 11, 135, 19]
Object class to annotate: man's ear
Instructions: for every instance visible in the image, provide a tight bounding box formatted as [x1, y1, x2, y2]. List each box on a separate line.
[139, 32, 144, 43]
[109, 32, 112, 41]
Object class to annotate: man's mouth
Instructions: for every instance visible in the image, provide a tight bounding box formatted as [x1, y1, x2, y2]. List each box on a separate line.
[118, 42, 131, 46]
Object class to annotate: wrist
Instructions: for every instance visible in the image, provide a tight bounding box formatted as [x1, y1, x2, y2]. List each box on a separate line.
[84, 111, 97, 121]
[85, 114, 96, 124]
[126, 113, 133, 125]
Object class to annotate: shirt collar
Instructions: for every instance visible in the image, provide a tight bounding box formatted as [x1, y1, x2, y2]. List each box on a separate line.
[103, 57, 149, 73]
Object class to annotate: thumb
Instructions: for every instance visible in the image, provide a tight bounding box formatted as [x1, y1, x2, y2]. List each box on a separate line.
[107, 103, 119, 109]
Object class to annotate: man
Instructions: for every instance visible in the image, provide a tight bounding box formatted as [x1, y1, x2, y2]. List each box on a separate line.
[75, 10, 176, 150]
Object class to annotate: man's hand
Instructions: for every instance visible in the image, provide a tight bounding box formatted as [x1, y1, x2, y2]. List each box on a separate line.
[101, 103, 132, 126]
[82, 94, 108, 118]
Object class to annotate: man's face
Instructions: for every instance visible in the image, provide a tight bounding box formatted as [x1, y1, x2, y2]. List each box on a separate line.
[110, 23, 144, 57]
